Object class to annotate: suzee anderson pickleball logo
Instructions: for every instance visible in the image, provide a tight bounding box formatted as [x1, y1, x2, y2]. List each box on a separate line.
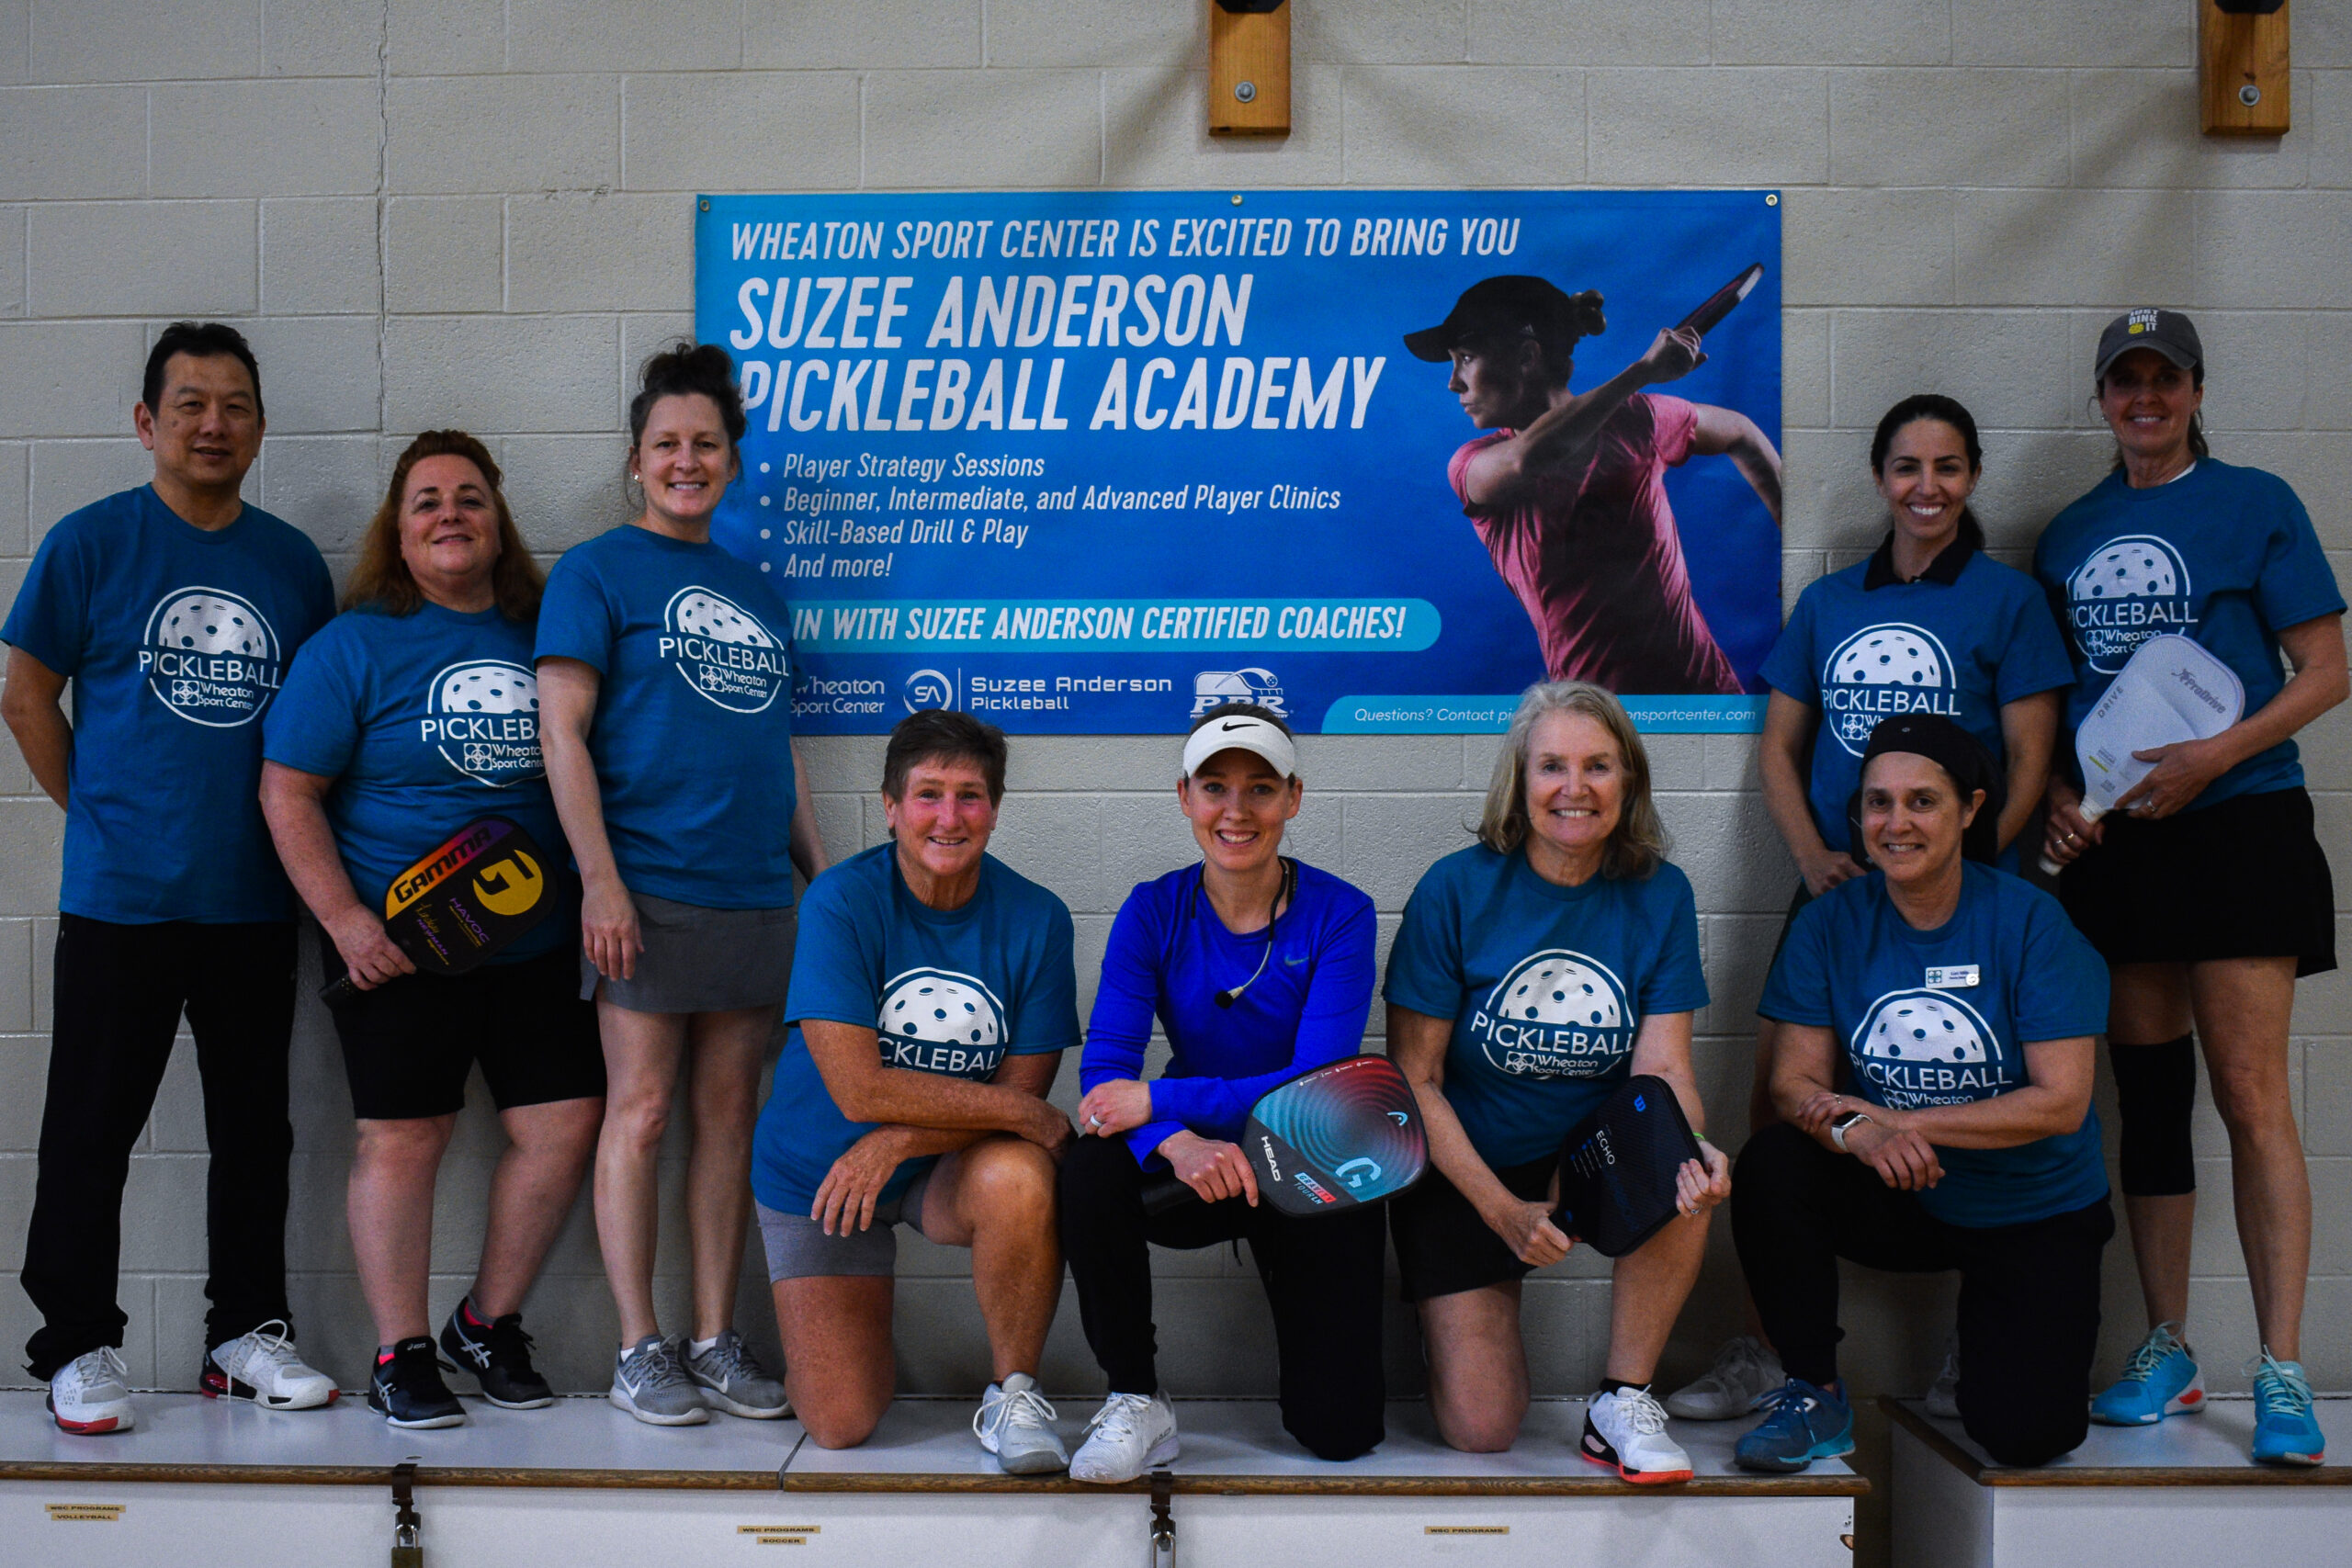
[1821, 623, 1959, 758]
[1850, 987, 2015, 1108]
[141, 588, 282, 728]
[1468, 950, 1634, 1079]
[2067, 535, 2196, 674]
[875, 968, 1009, 1078]
[422, 660, 543, 787]
[662, 587, 788, 713]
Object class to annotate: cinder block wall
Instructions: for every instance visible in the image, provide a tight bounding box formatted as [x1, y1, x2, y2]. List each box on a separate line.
[2, 2, 2346, 1423]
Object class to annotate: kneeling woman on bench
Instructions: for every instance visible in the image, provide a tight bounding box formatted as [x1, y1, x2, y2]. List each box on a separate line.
[1732, 714, 2113, 1472]
[1385, 681, 1727, 1483]
[1061, 705, 1385, 1482]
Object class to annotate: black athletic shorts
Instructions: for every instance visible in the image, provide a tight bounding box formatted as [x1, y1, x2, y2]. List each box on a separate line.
[2060, 785, 2335, 978]
[325, 941, 605, 1121]
[1389, 1153, 1559, 1303]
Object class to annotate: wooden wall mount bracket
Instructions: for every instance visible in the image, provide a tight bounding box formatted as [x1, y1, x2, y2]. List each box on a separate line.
[1210, 0, 1290, 138]
[2201, 0, 2290, 137]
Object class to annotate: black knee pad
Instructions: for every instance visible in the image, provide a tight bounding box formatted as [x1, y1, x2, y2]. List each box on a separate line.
[2113, 1034, 2197, 1198]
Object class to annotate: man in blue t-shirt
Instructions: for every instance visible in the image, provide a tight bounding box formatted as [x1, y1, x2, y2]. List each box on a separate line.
[0, 324, 337, 1436]
[749, 711, 1080, 1473]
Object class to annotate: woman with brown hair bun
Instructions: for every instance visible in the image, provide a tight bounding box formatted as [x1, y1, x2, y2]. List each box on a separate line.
[262, 430, 604, 1428]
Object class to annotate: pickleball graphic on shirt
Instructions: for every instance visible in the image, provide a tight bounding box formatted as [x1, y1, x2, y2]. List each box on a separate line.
[140, 587, 283, 728]
[2066, 535, 2197, 674]
[661, 586, 789, 713]
[1468, 949, 1635, 1079]
[422, 660, 543, 787]
[1849, 987, 2017, 1107]
[876, 967, 1010, 1078]
[1821, 623, 1959, 757]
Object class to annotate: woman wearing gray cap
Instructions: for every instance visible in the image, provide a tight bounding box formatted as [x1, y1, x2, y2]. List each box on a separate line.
[2036, 309, 2345, 1467]
[1059, 704, 1385, 1481]
[1405, 276, 1782, 694]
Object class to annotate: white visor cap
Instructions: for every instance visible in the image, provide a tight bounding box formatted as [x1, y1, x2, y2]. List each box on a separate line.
[1182, 714, 1299, 782]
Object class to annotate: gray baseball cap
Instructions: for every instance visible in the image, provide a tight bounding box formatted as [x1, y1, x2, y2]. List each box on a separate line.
[2094, 309, 2203, 381]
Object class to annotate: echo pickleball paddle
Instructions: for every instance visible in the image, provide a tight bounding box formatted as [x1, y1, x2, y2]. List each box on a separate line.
[1139, 1054, 1428, 1218]
[321, 816, 553, 1006]
[1550, 1074, 1705, 1258]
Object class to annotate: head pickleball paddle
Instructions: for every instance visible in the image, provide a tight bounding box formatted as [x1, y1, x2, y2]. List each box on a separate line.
[321, 816, 553, 1006]
[1140, 1054, 1428, 1218]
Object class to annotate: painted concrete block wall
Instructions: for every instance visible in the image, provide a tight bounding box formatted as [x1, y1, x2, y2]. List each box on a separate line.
[1, 0, 2347, 1427]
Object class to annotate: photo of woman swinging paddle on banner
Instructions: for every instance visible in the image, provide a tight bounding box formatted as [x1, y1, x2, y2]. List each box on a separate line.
[1407, 274, 1784, 696]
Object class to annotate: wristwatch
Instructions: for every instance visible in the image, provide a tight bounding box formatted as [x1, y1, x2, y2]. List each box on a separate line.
[1828, 1110, 1875, 1154]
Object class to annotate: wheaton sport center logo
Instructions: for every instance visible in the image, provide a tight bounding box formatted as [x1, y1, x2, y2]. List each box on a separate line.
[876, 968, 1009, 1078]
[1469, 949, 1634, 1079]
[1821, 623, 1958, 757]
[2067, 534, 2196, 673]
[423, 660, 543, 787]
[1850, 987, 2016, 1107]
[141, 587, 282, 728]
[662, 587, 789, 713]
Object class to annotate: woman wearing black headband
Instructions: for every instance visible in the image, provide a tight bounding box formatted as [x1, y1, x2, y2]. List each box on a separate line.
[1731, 714, 2114, 1472]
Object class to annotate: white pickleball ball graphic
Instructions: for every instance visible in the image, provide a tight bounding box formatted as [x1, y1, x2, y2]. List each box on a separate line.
[1829, 624, 1949, 688]
[670, 589, 777, 648]
[154, 592, 273, 659]
[877, 969, 1006, 1049]
[2070, 536, 2184, 602]
[435, 660, 538, 716]
[1492, 951, 1625, 1031]
[1856, 990, 1993, 1066]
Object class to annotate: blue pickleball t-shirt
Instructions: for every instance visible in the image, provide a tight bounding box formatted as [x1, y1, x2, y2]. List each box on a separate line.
[2034, 459, 2346, 809]
[752, 844, 1082, 1216]
[1383, 844, 1709, 1169]
[1762, 544, 2073, 860]
[264, 602, 570, 963]
[2, 485, 334, 923]
[535, 525, 800, 908]
[1758, 863, 2110, 1229]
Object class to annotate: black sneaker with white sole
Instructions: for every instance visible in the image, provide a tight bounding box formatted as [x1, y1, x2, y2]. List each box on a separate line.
[439, 1301, 554, 1410]
[368, 1337, 467, 1429]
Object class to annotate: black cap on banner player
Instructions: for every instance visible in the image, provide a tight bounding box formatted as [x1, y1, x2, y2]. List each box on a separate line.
[1403, 276, 1600, 363]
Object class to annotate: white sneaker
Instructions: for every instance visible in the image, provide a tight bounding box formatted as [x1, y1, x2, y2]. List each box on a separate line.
[974, 1372, 1069, 1474]
[1923, 1333, 1961, 1420]
[1664, 1336, 1783, 1420]
[1069, 1391, 1180, 1484]
[203, 1320, 338, 1409]
[49, 1347, 136, 1435]
[1581, 1386, 1693, 1484]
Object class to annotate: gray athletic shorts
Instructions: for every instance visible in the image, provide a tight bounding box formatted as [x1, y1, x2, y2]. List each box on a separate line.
[582, 893, 795, 1014]
[757, 1164, 936, 1281]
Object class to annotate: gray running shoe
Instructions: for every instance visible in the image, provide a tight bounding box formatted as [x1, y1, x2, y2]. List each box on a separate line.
[1924, 1334, 1961, 1419]
[685, 1328, 789, 1420]
[1664, 1336, 1783, 1420]
[974, 1372, 1069, 1474]
[610, 1335, 710, 1427]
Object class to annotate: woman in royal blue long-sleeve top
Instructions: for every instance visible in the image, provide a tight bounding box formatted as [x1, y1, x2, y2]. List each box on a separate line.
[1057, 705, 1384, 1483]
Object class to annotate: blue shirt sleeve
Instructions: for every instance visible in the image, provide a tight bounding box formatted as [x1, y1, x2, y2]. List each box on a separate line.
[2250, 477, 2347, 634]
[1636, 871, 1710, 1016]
[261, 624, 363, 779]
[1758, 589, 1819, 704]
[533, 551, 616, 674]
[1993, 580, 2077, 705]
[1150, 888, 1377, 1145]
[1005, 896, 1081, 1055]
[782, 874, 884, 1030]
[1081, 889, 1188, 1163]
[2, 519, 93, 676]
[2011, 890, 2111, 1045]
[1384, 862, 1466, 1023]
[1757, 895, 1835, 1027]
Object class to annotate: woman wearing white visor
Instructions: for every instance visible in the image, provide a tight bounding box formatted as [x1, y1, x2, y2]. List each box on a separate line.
[1060, 705, 1385, 1482]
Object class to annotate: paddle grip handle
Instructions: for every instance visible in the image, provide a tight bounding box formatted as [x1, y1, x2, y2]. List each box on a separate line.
[2037, 800, 2109, 877]
[1139, 1175, 1197, 1216]
[320, 974, 359, 1008]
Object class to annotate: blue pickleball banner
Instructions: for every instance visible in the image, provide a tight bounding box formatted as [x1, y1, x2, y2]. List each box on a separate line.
[694, 190, 1781, 734]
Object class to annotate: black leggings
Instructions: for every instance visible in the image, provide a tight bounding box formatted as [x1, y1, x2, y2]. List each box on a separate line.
[22, 916, 298, 1378]
[1057, 1134, 1386, 1461]
[1730, 1122, 2113, 1468]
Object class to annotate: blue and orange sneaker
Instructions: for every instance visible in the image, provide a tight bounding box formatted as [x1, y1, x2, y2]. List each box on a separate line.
[2250, 1350, 2324, 1467]
[2089, 1323, 2204, 1426]
[1734, 1377, 1854, 1472]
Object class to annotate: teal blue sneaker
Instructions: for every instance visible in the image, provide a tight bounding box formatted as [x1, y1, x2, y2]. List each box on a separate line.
[2089, 1323, 2204, 1426]
[2250, 1351, 2325, 1467]
[1734, 1378, 1854, 1473]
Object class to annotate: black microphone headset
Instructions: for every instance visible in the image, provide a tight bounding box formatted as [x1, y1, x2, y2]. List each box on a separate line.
[1200, 856, 1298, 1009]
